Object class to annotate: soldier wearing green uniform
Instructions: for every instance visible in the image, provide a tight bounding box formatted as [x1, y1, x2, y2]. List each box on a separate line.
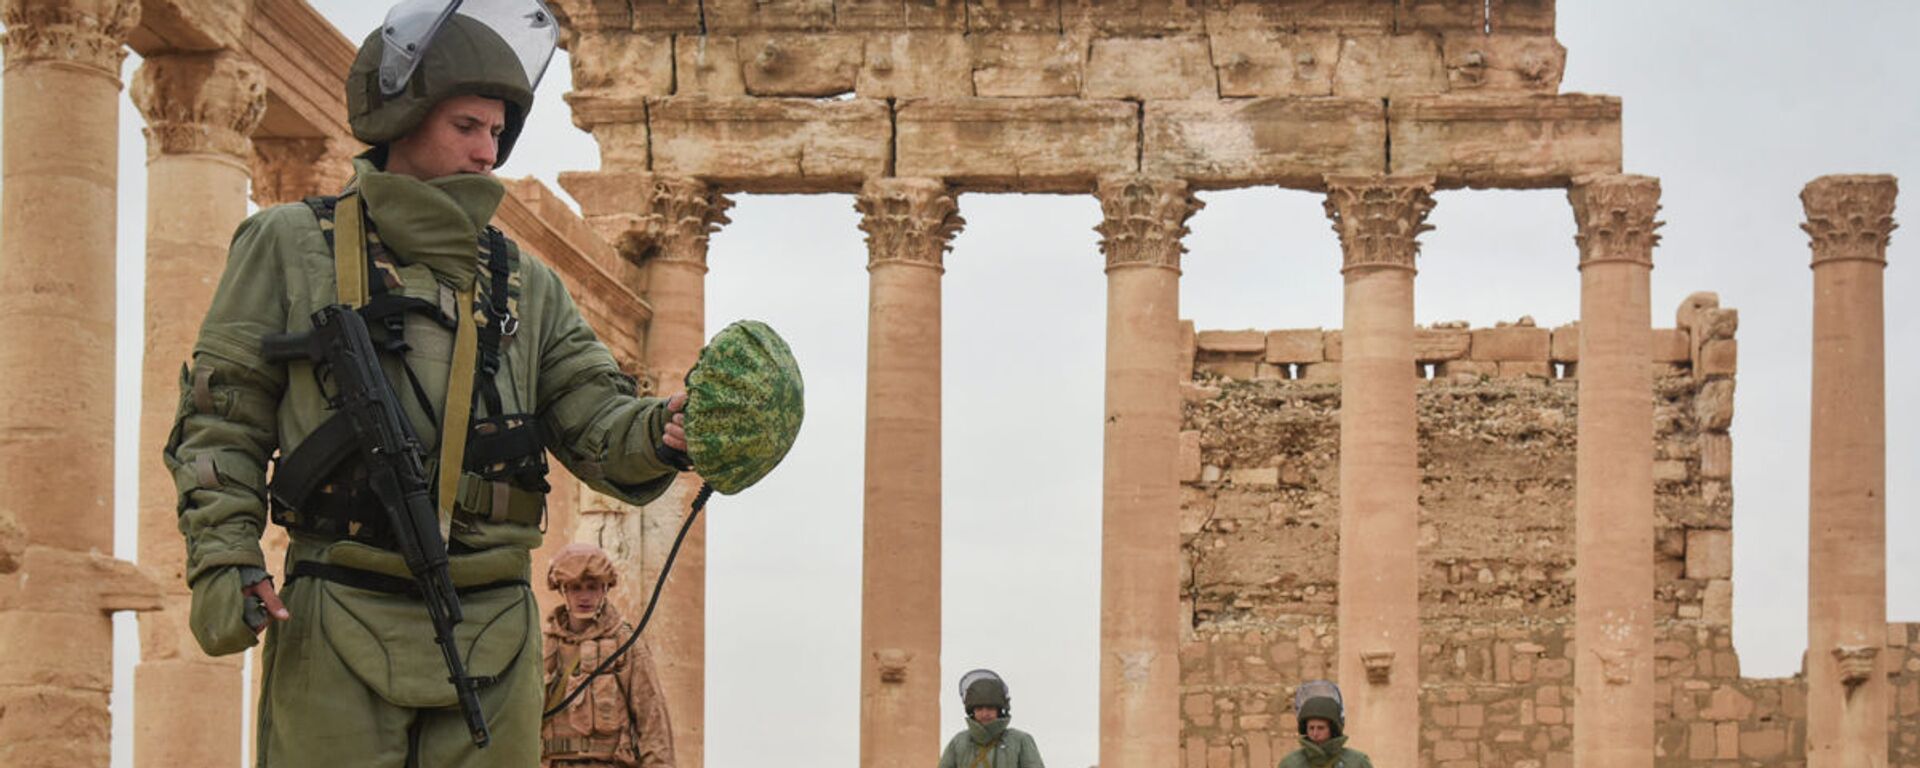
[165, 2, 689, 765]
[1277, 681, 1375, 768]
[938, 670, 1046, 768]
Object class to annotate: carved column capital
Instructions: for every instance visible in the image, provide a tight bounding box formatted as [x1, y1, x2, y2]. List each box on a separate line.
[1802, 174, 1898, 267]
[1, 0, 140, 74]
[131, 52, 266, 161]
[249, 137, 359, 207]
[562, 172, 731, 270]
[1095, 175, 1202, 273]
[856, 177, 963, 271]
[1569, 174, 1663, 269]
[1323, 174, 1435, 274]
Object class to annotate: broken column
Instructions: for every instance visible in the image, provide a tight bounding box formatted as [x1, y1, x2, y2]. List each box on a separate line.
[856, 178, 962, 767]
[1323, 174, 1433, 768]
[1801, 174, 1896, 768]
[0, 3, 163, 767]
[558, 171, 731, 767]
[1568, 174, 1663, 768]
[1096, 175, 1201, 768]
[130, 50, 266, 768]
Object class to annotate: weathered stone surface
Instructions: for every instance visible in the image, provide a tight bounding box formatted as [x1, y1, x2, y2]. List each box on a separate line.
[896, 98, 1137, 191]
[1699, 433, 1732, 480]
[648, 97, 890, 191]
[1199, 330, 1267, 354]
[676, 35, 749, 95]
[1084, 36, 1218, 100]
[1695, 379, 1734, 431]
[1143, 98, 1384, 188]
[126, 0, 249, 54]
[1417, 328, 1472, 361]
[1062, 0, 1205, 34]
[1441, 34, 1566, 93]
[1267, 329, 1326, 364]
[1202, 0, 1395, 33]
[0, 511, 22, 574]
[1210, 30, 1339, 97]
[625, 0, 705, 32]
[1331, 33, 1448, 98]
[704, 0, 835, 30]
[968, 0, 1061, 32]
[1697, 339, 1737, 378]
[1653, 329, 1690, 364]
[837, 0, 907, 28]
[1470, 326, 1551, 361]
[1685, 529, 1732, 580]
[740, 33, 864, 96]
[1389, 94, 1623, 188]
[860, 31, 973, 98]
[1490, 0, 1556, 34]
[568, 33, 673, 95]
[1396, 0, 1488, 33]
[903, 0, 968, 29]
[970, 33, 1086, 97]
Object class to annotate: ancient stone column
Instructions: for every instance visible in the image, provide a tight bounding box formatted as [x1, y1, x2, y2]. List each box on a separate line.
[1801, 174, 1896, 768]
[0, 3, 163, 767]
[1568, 174, 1663, 768]
[855, 178, 961, 767]
[1095, 175, 1200, 768]
[558, 171, 731, 767]
[129, 50, 266, 768]
[1323, 174, 1434, 768]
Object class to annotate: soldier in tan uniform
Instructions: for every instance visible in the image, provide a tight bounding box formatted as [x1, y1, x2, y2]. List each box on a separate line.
[542, 543, 676, 767]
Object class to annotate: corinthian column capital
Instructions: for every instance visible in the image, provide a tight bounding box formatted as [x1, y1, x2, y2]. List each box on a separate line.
[857, 177, 963, 271]
[1095, 176, 1201, 273]
[1323, 174, 1435, 274]
[131, 52, 267, 161]
[1569, 174, 1663, 269]
[249, 137, 358, 207]
[1801, 174, 1898, 267]
[560, 171, 731, 269]
[1, 0, 140, 73]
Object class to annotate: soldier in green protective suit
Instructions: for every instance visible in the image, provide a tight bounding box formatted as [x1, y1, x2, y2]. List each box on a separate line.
[938, 670, 1046, 768]
[164, 2, 690, 765]
[1277, 681, 1375, 768]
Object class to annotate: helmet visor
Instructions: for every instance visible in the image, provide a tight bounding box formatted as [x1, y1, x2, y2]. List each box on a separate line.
[958, 669, 1006, 701]
[379, 0, 560, 97]
[1294, 679, 1344, 716]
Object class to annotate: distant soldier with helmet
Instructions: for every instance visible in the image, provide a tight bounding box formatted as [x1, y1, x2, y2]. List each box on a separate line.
[541, 543, 675, 768]
[1278, 680, 1375, 768]
[938, 669, 1046, 768]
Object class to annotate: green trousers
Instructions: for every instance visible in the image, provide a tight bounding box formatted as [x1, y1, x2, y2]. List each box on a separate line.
[255, 573, 542, 767]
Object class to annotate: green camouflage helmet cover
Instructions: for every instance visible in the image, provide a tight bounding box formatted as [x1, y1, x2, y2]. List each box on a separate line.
[682, 320, 805, 495]
[346, 12, 540, 166]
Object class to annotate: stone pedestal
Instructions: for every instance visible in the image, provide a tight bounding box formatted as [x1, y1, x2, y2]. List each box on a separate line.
[559, 171, 731, 767]
[1095, 175, 1200, 768]
[1568, 174, 1662, 768]
[855, 178, 961, 767]
[1323, 174, 1433, 768]
[130, 51, 266, 768]
[1801, 174, 1896, 768]
[0, 3, 157, 767]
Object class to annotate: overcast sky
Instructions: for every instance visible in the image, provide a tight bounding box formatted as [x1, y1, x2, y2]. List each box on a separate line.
[50, 1, 1918, 766]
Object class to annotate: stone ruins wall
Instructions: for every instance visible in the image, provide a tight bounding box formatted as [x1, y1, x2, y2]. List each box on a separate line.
[1174, 295, 1920, 768]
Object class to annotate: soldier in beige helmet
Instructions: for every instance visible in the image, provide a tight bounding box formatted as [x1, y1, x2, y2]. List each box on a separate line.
[542, 543, 676, 768]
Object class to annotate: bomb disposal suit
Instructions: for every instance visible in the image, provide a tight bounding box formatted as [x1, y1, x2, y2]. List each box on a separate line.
[541, 544, 675, 768]
[164, 2, 684, 765]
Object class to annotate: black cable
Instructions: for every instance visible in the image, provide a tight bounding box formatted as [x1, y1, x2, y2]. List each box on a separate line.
[543, 482, 714, 720]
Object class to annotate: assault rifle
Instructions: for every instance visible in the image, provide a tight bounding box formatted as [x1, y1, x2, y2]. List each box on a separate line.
[263, 304, 491, 748]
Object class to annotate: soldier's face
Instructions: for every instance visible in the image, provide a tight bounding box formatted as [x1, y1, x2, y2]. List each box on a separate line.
[387, 94, 506, 180]
[971, 706, 998, 724]
[562, 577, 608, 619]
[1306, 719, 1332, 742]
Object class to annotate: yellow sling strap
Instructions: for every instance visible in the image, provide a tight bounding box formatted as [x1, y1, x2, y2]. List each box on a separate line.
[332, 193, 369, 306]
[968, 738, 1001, 768]
[435, 286, 480, 541]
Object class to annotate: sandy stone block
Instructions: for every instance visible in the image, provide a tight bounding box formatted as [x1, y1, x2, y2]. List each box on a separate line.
[1183, 383, 1222, 403]
[1324, 330, 1343, 361]
[1704, 579, 1733, 626]
[859, 32, 973, 99]
[1198, 359, 1258, 379]
[1653, 459, 1689, 485]
[739, 34, 863, 96]
[1142, 98, 1385, 187]
[1332, 33, 1448, 98]
[1267, 329, 1325, 364]
[1687, 721, 1716, 760]
[1702, 684, 1754, 722]
[1299, 362, 1342, 383]
[1398, 0, 1487, 32]
[1653, 328, 1690, 363]
[648, 97, 889, 191]
[1685, 529, 1732, 580]
[1438, 359, 1495, 382]
[1179, 431, 1202, 483]
[1202, 0, 1393, 32]
[1491, 0, 1556, 33]
[1434, 739, 1469, 761]
[1459, 703, 1485, 727]
[1198, 329, 1267, 354]
[1441, 34, 1566, 93]
[1256, 362, 1288, 380]
[619, 0, 709, 31]
[1741, 728, 1787, 760]
[1211, 30, 1339, 97]
[1499, 361, 1551, 380]
[1699, 433, 1731, 479]
[968, 0, 1061, 32]
[583, 121, 652, 168]
[1228, 466, 1280, 488]
[836, 0, 905, 27]
[1696, 379, 1735, 431]
[1062, 0, 1205, 34]
[970, 33, 1085, 97]
[1247, 731, 1273, 768]
[1715, 722, 1740, 760]
[567, 34, 673, 95]
[1083, 36, 1218, 100]
[675, 36, 747, 95]
[1550, 324, 1578, 362]
[703, 0, 834, 30]
[1390, 94, 1622, 188]
[1470, 326, 1550, 361]
[1698, 339, 1737, 378]
[896, 98, 1137, 190]
[1416, 329, 1472, 361]
[1185, 692, 1215, 721]
[1537, 705, 1564, 724]
[1696, 307, 1739, 341]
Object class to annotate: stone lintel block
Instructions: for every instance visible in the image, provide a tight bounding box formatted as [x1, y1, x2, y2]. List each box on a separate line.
[1469, 326, 1550, 361]
[626, 0, 705, 32]
[971, 33, 1087, 97]
[649, 97, 889, 191]
[1416, 328, 1471, 361]
[1397, 0, 1488, 33]
[1143, 98, 1385, 189]
[1197, 329, 1267, 354]
[1299, 361, 1342, 383]
[1179, 430, 1203, 483]
[1211, 30, 1339, 98]
[904, 0, 969, 28]
[1653, 328, 1691, 363]
[567, 91, 651, 129]
[968, 0, 1063, 33]
[860, 32, 974, 99]
[1441, 34, 1566, 93]
[1084, 36, 1219, 100]
[1267, 329, 1326, 364]
[837, 0, 907, 28]
[1698, 339, 1737, 379]
[129, 0, 251, 53]
[1323, 330, 1343, 361]
[1203, 0, 1395, 33]
[1699, 433, 1732, 479]
[1685, 529, 1733, 580]
[896, 98, 1137, 192]
[740, 34, 863, 97]
[1491, 0, 1556, 34]
[1332, 33, 1448, 98]
[1389, 94, 1623, 189]
[568, 33, 674, 95]
[1063, 0, 1205, 33]
[1550, 324, 1578, 362]
[703, 0, 835, 31]
[676, 36, 748, 95]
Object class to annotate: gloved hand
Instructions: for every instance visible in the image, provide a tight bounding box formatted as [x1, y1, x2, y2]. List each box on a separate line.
[187, 565, 273, 656]
[653, 392, 692, 471]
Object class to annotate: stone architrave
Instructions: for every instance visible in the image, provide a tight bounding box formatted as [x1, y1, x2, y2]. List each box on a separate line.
[558, 171, 732, 768]
[249, 136, 358, 207]
[1323, 174, 1434, 768]
[130, 50, 267, 768]
[855, 177, 962, 768]
[0, 3, 165, 768]
[1800, 174, 1896, 768]
[1095, 175, 1201, 768]
[1568, 174, 1663, 768]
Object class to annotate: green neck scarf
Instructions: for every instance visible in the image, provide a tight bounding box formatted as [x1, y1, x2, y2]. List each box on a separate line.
[966, 716, 1010, 746]
[1298, 734, 1350, 764]
[350, 156, 505, 287]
